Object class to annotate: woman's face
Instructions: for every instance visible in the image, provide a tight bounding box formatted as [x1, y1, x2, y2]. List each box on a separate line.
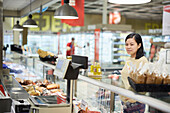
[125, 38, 141, 58]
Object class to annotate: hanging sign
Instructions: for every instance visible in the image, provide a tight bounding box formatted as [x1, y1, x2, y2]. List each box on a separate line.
[162, 5, 170, 35]
[109, 11, 121, 24]
[94, 29, 100, 62]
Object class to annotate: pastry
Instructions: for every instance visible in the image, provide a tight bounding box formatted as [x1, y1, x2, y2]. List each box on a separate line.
[46, 84, 60, 89]
[50, 89, 62, 93]
[28, 90, 40, 96]
[15, 77, 22, 83]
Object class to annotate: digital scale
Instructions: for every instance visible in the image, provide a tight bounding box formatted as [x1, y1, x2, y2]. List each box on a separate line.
[29, 55, 88, 113]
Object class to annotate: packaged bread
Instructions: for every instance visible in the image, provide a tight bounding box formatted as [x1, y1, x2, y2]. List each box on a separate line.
[47, 84, 60, 90]
[129, 71, 137, 83]
[155, 74, 163, 84]
[146, 73, 156, 84]
[163, 75, 170, 84]
[136, 73, 146, 84]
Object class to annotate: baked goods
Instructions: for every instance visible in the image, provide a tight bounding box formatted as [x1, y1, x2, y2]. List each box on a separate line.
[146, 73, 156, 84]
[47, 84, 60, 90]
[15, 78, 62, 96]
[163, 75, 170, 84]
[155, 75, 163, 84]
[15, 77, 23, 83]
[135, 74, 146, 84]
[50, 89, 62, 93]
[28, 90, 40, 96]
[23, 80, 33, 85]
[37, 49, 55, 58]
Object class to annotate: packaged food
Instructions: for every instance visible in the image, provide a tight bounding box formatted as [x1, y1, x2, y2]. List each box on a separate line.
[146, 73, 156, 84]
[155, 74, 163, 84]
[136, 73, 146, 84]
[163, 75, 170, 84]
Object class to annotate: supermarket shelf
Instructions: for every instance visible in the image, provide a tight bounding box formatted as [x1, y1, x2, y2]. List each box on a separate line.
[112, 37, 124, 40]
[113, 53, 129, 56]
[112, 48, 125, 51]
[78, 75, 170, 113]
[101, 66, 123, 72]
[113, 42, 125, 45]
[112, 59, 124, 62]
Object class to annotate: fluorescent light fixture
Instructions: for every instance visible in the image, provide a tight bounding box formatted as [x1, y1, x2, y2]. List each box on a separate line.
[108, 0, 151, 4]
[54, 2, 78, 19]
[23, 14, 38, 28]
[13, 21, 23, 31]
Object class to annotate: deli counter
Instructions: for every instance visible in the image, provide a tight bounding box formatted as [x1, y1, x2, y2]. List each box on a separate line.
[2, 52, 170, 113]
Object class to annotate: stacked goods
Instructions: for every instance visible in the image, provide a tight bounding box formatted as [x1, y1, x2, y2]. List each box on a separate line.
[128, 62, 170, 85]
[15, 78, 61, 96]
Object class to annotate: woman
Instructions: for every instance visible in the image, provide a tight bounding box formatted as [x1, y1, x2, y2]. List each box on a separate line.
[120, 33, 148, 113]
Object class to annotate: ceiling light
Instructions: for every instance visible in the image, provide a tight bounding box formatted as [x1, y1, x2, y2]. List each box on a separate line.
[23, 14, 38, 28]
[23, 0, 38, 28]
[13, 21, 23, 31]
[54, 0, 78, 19]
[108, 0, 151, 4]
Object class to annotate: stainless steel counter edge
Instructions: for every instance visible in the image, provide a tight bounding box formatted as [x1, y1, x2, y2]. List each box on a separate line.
[36, 60, 56, 69]
[78, 75, 170, 113]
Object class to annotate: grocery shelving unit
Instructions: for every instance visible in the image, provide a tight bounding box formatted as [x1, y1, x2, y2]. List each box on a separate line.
[111, 33, 129, 65]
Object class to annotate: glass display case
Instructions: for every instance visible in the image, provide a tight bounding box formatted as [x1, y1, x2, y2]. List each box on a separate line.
[4, 53, 73, 113]
[4, 52, 170, 113]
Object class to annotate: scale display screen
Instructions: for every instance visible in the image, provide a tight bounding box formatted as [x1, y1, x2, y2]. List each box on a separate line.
[54, 59, 70, 79]
[56, 60, 64, 70]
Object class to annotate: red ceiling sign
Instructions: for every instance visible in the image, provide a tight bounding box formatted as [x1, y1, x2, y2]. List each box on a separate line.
[109, 11, 121, 24]
[164, 5, 170, 13]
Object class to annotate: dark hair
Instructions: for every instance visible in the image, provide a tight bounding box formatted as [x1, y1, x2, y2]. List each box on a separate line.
[125, 33, 144, 59]
[71, 37, 75, 41]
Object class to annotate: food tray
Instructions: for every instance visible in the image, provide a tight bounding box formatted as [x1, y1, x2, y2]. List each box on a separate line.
[128, 77, 170, 92]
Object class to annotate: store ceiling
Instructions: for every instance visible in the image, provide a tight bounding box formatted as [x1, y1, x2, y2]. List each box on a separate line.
[3, 0, 170, 20]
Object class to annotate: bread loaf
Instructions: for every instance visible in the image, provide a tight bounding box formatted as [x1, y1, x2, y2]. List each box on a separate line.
[23, 80, 33, 85]
[136, 74, 146, 84]
[155, 75, 163, 84]
[47, 84, 60, 89]
[146, 73, 156, 84]
[163, 75, 170, 84]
